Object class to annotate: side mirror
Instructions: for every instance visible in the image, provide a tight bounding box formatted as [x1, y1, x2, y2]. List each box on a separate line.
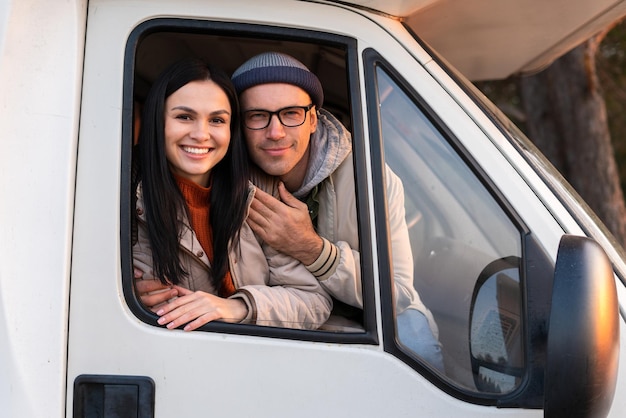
[469, 256, 523, 394]
[544, 235, 620, 418]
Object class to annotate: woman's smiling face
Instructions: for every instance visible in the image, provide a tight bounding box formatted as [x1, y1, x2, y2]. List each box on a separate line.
[164, 79, 232, 187]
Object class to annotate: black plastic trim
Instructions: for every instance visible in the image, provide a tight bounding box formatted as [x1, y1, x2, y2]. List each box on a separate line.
[73, 375, 155, 418]
[544, 235, 619, 418]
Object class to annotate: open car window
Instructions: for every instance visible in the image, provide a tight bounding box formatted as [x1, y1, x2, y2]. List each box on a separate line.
[121, 19, 378, 342]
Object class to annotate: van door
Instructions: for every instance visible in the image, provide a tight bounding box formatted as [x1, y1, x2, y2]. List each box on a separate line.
[68, 2, 453, 416]
[68, 1, 612, 416]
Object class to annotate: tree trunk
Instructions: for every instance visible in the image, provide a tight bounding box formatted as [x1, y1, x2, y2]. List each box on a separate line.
[519, 40, 626, 245]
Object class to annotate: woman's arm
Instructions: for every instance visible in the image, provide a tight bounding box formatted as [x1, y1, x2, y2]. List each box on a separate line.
[154, 287, 248, 331]
[231, 231, 333, 330]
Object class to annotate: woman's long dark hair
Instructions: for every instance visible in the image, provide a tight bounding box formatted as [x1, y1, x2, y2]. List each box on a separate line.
[136, 58, 249, 287]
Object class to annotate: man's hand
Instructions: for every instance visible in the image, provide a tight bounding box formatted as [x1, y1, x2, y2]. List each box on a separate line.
[134, 268, 178, 312]
[156, 286, 248, 331]
[248, 182, 323, 265]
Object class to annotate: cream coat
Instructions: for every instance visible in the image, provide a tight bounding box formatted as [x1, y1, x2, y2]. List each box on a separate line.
[318, 157, 437, 336]
[133, 182, 332, 330]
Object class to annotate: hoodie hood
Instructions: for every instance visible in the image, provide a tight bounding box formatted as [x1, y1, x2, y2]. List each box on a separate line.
[293, 108, 352, 199]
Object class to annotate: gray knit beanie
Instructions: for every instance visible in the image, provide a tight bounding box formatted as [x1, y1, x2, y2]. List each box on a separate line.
[231, 52, 324, 109]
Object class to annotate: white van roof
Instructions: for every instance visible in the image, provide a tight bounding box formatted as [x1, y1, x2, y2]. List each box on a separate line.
[336, 0, 626, 80]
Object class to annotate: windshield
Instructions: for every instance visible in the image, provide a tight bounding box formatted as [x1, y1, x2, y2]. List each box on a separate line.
[407, 27, 626, 288]
[466, 77, 626, 289]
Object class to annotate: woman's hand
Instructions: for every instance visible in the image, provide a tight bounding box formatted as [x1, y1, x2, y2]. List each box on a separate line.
[156, 286, 248, 331]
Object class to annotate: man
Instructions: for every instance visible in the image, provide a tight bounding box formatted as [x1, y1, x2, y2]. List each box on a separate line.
[231, 52, 443, 369]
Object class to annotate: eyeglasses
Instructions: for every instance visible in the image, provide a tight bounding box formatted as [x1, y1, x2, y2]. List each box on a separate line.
[243, 104, 314, 130]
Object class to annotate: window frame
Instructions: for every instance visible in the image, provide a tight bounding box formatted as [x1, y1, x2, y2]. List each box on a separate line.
[119, 17, 377, 344]
[363, 48, 556, 407]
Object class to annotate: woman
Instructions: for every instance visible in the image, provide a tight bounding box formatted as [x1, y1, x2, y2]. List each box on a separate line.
[133, 58, 331, 331]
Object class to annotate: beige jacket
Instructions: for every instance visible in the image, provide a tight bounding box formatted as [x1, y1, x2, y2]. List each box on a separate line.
[133, 182, 332, 330]
[316, 157, 437, 333]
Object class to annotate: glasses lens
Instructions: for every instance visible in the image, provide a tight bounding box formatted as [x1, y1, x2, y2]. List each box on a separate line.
[245, 110, 271, 130]
[278, 107, 306, 127]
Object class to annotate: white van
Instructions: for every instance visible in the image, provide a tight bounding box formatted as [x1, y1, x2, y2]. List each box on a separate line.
[2, 1, 626, 417]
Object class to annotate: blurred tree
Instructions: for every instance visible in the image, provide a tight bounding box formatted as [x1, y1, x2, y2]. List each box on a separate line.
[477, 21, 626, 246]
[598, 22, 626, 195]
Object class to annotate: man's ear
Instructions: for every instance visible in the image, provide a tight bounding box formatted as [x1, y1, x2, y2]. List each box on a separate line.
[309, 106, 318, 133]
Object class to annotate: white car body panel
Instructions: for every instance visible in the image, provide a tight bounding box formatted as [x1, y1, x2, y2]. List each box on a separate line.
[0, 1, 86, 416]
[338, 0, 626, 80]
[1, 0, 624, 417]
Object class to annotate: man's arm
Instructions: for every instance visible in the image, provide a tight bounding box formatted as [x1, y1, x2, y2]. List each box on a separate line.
[248, 181, 359, 307]
[384, 165, 439, 337]
[133, 267, 179, 310]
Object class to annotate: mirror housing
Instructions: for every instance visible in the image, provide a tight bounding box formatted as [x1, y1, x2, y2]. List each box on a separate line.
[544, 235, 620, 418]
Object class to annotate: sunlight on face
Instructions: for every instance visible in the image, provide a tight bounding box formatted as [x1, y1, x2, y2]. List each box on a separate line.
[240, 83, 317, 191]
[164, 79, 232, 187]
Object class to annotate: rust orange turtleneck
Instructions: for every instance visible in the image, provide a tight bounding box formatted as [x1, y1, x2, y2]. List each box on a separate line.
[174, 174, 236, 297]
